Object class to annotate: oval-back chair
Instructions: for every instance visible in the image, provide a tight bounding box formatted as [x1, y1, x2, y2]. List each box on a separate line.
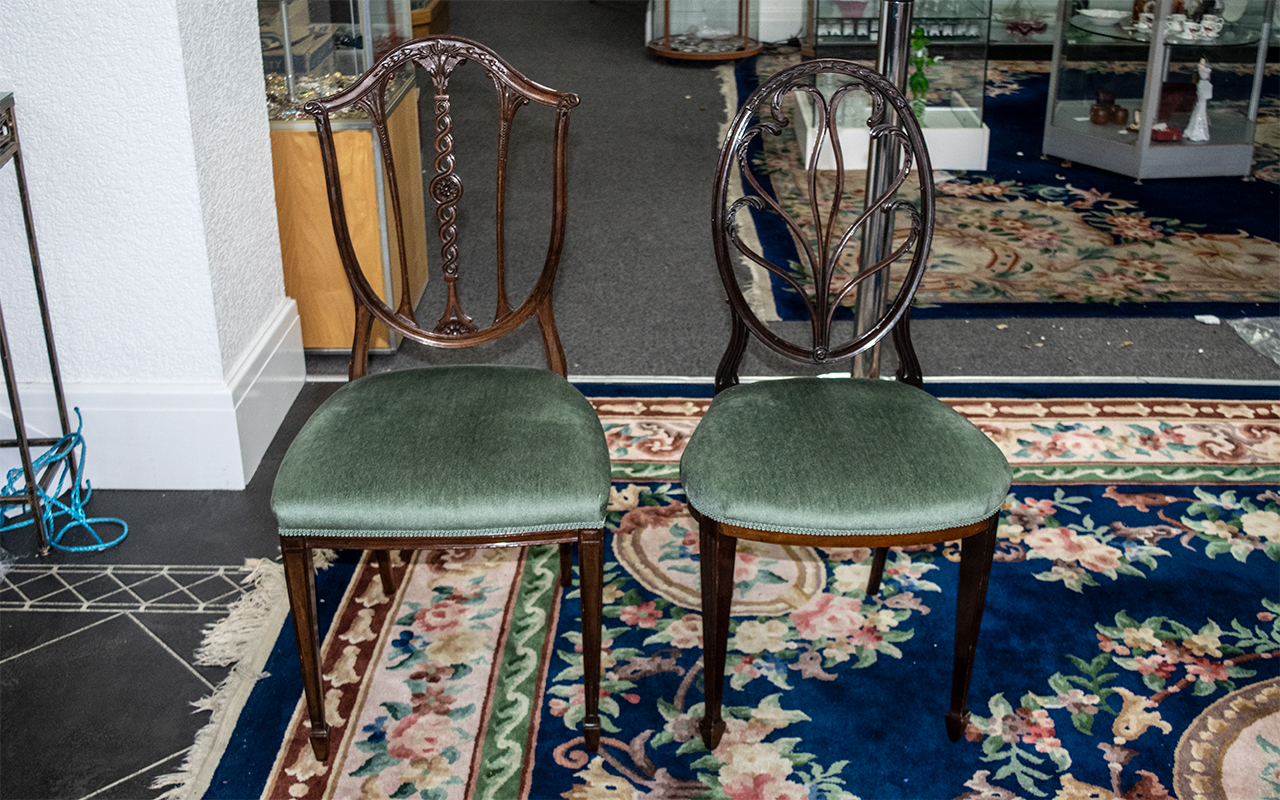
[681, 59, 1013, 748]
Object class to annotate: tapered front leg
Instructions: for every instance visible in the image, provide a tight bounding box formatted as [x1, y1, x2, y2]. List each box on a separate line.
[558, 542, 573, 588]
[947, 514, 999, 741]
[697, 511, 736, 750]
[578, 528, 604, 752]
[281, 538, 329, 760]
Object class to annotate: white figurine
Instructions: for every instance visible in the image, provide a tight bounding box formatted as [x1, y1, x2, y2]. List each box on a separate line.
[1185, 58, 1212, 142]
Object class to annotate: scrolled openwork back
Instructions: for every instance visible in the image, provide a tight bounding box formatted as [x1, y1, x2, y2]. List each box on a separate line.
[303, 36, 580, 378]
[712, 59, 935, 388]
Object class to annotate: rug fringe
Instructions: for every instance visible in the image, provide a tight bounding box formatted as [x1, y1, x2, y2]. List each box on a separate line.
[150, 555, 308, 799]
[312, 547, 338, 569]
[191, 557, 287, 668]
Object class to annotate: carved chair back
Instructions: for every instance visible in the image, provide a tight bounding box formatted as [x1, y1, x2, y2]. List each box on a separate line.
[712, 59, 934, 390]
[304, 36, 580, 379]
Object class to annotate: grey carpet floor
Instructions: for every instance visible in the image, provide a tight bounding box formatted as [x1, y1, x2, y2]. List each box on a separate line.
[305, 0, 1279, 382]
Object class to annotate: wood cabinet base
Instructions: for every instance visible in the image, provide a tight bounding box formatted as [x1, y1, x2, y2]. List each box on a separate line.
[270, 87, 428, 350]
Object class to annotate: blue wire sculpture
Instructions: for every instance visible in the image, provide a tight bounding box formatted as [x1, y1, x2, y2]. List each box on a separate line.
[0, 409, 127, 551]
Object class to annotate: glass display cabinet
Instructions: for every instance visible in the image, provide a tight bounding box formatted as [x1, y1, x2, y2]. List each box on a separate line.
[646, 0, 762, 59]
[799, 0, 991, 169]
[804, 0, 991, 52]
[1042, 0, 1273, 180]
[261, 0, 427, 351]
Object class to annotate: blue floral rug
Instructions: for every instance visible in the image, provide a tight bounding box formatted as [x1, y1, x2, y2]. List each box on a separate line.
[200, 381, 1279, 800]
[737, 55, 1280, 321]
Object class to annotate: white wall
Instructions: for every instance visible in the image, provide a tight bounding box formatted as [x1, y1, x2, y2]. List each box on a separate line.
[177, 0, 293, 378]
[0, 0, 303, 490]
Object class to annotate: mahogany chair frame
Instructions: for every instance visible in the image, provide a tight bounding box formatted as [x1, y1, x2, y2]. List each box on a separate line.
[696, 59, 1000, 749]
[282, 37, 603, 761]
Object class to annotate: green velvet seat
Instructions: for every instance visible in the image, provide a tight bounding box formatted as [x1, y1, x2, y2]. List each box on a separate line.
[274, 37, 608, 763]
[691, 58, 1013, 751]
[681, 377, 1011, 537]
[273, 366, 610, 538]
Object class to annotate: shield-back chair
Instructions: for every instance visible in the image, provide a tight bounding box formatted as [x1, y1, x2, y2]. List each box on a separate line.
[271, 37, 609, 760]
[681, 59, 1013, 749]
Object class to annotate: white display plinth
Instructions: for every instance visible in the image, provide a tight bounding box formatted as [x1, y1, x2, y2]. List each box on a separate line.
[794, 95, 990, 171]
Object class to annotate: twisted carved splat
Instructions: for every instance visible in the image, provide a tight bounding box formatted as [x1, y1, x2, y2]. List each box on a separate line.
[711, 59, 934, 380]
[302, 36, 580, 377]
[427, 69, 476, 336]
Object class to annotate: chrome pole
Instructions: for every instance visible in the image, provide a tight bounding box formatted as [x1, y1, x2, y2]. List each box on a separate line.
[1248, 0, 1273, 123]
[280, 0, 297, 103]
[852, 0, 914, 379]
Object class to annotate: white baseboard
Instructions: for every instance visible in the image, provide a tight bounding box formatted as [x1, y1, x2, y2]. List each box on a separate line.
[230, 299, 305, 486]
[0, 300, 304, 490]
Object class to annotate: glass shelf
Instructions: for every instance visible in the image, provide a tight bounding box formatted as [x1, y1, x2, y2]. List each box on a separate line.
[805, 0, 992, 48]
[1068, 13, 1264, 46]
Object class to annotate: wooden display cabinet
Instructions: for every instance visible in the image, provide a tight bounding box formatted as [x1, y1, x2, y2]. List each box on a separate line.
[270, 85, 428, 350]
[411, 0, 449, 37]
[260, 0, 425, 350]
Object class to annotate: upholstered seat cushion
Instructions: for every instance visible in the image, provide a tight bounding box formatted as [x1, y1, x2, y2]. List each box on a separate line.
[680, 378, 1011, 536]
[272, 366, 610, 537]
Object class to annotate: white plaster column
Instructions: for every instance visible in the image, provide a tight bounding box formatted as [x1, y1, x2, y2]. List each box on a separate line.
[0, 0, 304, 490]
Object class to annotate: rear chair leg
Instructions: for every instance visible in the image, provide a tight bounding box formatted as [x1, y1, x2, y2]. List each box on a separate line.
[866, 547, 889, 596]
[374, 549, 395, 595]
[558, 542, 573, 588]
[947, 514, 999, 741]
[282, 538, 329, 760]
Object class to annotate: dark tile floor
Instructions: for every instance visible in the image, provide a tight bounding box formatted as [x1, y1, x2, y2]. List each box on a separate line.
[0, 383, 338, 800]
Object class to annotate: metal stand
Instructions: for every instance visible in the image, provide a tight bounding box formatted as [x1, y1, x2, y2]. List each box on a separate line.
[853, 0, 914, 379]
[0, 93, 77, 557]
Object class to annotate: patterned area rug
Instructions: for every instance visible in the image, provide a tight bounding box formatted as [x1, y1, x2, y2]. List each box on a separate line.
[200, 383, 1279, 800]
[735, 55, 1280, 321]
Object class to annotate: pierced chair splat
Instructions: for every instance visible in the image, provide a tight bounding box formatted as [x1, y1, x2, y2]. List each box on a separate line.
[681, 59, 1013, 749]
[270, 36, 608, 761]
